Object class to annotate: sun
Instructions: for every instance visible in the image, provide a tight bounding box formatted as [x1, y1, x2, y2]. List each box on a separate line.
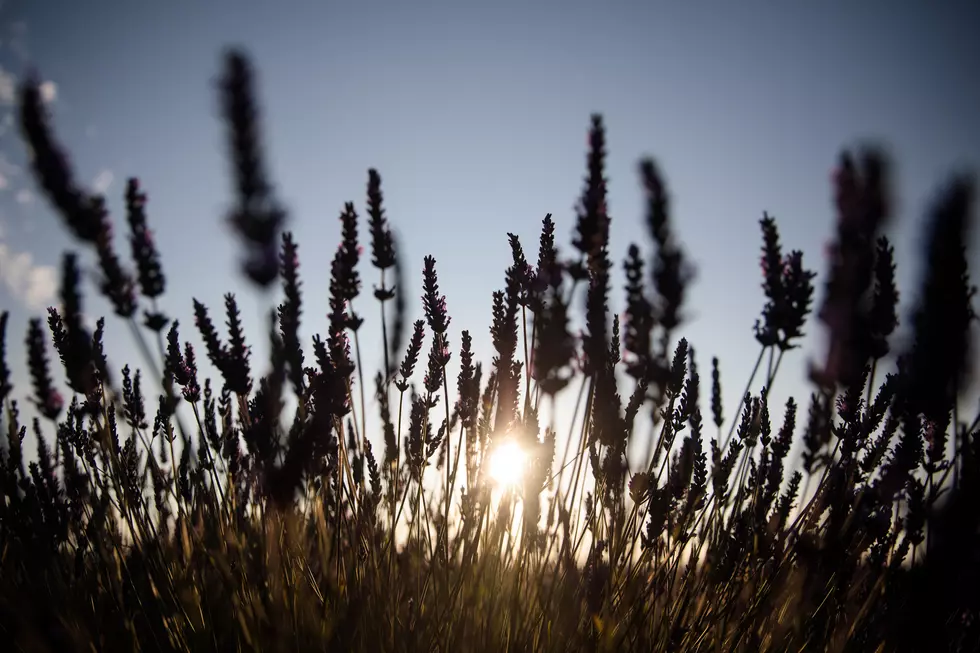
[487, 439, 528, 489]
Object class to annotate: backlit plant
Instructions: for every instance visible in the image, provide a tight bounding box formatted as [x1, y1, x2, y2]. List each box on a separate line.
[0, 49, 977, 652]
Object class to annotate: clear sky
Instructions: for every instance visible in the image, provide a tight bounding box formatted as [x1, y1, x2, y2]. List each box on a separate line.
[1, 0, 978, 468]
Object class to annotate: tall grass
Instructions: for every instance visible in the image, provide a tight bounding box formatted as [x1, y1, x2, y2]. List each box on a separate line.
[1, 49, 978, 652]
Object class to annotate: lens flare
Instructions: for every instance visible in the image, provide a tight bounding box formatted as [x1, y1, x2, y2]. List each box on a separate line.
[487, 439, 527, 488]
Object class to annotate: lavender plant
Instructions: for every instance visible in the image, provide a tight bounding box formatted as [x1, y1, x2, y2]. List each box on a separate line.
[0, 49, 977, 653]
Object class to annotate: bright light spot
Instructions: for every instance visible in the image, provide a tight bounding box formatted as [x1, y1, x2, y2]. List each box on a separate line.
[488, 439, 527, 488]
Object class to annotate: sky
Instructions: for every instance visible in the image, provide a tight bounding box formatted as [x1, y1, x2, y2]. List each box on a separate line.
[0, 0, 978, 472]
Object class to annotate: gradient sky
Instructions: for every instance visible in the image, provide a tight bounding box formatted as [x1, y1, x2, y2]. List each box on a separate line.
[1, 0, 978, 467]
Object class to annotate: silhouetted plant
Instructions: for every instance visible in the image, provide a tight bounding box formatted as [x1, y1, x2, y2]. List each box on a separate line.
[1, 49, 977, 653]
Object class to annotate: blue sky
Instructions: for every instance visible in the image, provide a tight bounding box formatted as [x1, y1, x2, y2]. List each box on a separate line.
[1, 0, 978, 468]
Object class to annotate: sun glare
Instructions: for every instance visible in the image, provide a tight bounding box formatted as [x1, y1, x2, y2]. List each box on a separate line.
[487, 439, 528, 488]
